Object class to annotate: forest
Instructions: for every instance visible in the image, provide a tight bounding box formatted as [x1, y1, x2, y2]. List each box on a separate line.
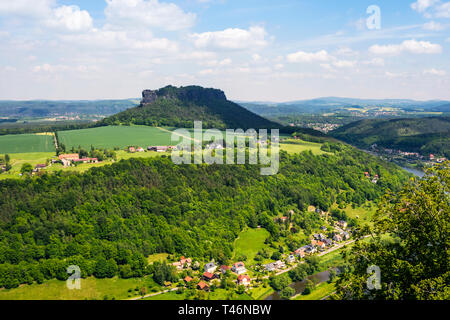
[0, 143, 410, 288]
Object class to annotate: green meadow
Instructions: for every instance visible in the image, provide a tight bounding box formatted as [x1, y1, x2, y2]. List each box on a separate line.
[0, 133, 55, 153]
[280, 139, 326, 155]
[0, 276, 158, 300]
[57, 125, 178, 150]
[232, 228, 270, 265]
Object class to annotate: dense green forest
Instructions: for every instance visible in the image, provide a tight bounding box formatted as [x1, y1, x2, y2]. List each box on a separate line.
[335, 162, 449, 300]
[101, 85, 280, 129]
[330, 117, 450, 157]
[0, 144, 410, 288]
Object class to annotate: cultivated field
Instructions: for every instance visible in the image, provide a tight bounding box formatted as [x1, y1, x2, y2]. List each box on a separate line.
[57, 126, 179, 150]
[0, 133, 55, 153]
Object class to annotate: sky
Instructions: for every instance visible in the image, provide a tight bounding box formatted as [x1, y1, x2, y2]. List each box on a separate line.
[0, 0, 449, 101]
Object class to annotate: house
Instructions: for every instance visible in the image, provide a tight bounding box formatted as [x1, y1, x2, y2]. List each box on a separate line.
[333, 234, 343, 242]
[73, 158, 98, 164]
[311, 239, 317, 246]
[128, 147, 136, 153]
[313, 233, 320, 240]
[364, 172, 370, 178]
[184, 276, 193, 284]
[33, 164, 47, 172]
[316, 241, 326, 249]
[179, 256, 192, 268]
[273, 260, 286, 269]
[264, 263, 276, 272]
[202, 272, 215, 281]
[237, 275, 251, 286]
[148, 146, 171, 152]
[286, 254, 296, 263]
[220, 265, 231, 274]
[172, 261, 183, 271]
[338, 220, 348, 229]
[294, 248, 306, 258]
[204, 262, 217, 274]
[325, 239, 333, 247]
[58, 153, 79, 161]
[343, 232, 350, 240]
[429, 154, 435, 160]
[319, 233, 327, 240]
[197, 281, 209, 291]
[206, 142, 224, 150]
[232, 262, 246, 275]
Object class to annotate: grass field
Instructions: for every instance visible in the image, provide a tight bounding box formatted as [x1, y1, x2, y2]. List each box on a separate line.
[143, 288, 252, 300]
[58, 126, 179, 150]
[232, 228, 270, 265]
[333, 202, 377, 226]
[0, 133, 55, 153]
[0, 152, 55, 180]
[0, 276, 158, 300]
[293, 281, 336, 300]
[147, 253, 169, 264]
[280, 139, 326, 155]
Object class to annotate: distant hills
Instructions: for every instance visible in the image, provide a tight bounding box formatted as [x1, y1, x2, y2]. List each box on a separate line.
[101, 85, 280, 129]
[330, 117, 450, 157]
[239, 97, 450, 115]
[0, 99, 139, 119]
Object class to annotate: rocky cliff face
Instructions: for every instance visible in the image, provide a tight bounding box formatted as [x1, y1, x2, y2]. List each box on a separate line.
[141, 85, 227, 105]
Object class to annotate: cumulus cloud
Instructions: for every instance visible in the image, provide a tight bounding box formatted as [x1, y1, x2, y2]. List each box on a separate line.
[363, 58, 385, 66]
[286, 50, 333, 63]
[424, 68, 447, 75]
[369, 39, 442, 55]
[46, 5, 93, 32]
[332, 60, 356, 68]
[191, 26, 269, 50]
[104, 0, 196, 31]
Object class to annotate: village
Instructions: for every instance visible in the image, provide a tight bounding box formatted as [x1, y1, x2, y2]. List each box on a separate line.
[150, 208, 354, 295]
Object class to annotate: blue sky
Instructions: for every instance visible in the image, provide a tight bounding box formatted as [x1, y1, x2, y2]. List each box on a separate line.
[0, 0, 449, 101]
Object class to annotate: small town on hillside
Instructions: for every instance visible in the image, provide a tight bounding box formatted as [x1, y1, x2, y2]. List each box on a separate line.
[152, 207, 354, 295]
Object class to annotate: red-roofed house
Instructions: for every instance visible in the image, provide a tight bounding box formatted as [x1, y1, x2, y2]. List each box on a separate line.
[184, 276, 193, 284]
[197, 281, 209, 291]
[317, 241, 326, 249]
[232, 262, 246, 275]
[237, 275, 251, 286]
[58, 154, 79, 161]
[202, 272, 216, 281]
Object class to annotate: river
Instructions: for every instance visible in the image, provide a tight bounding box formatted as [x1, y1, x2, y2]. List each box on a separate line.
[265, 269, 335, 300]
[401, 166, 425, 178]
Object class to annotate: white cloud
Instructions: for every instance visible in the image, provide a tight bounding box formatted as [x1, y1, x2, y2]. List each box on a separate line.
[332, 60, 356, 68]
[0, 0, 53, 17]
[104, 0, 196, 31]
[46, 5, 93, 32]
[191, 26, 269, 50]
[369, 39, 442, 55]
[435, 2, 450, 17]
[411, 0, 438, 13]
[424, 68, 447, 75]
[287, 50, 333, 63]
[422, 21, 445, 30]
[363, 58, 385, 66]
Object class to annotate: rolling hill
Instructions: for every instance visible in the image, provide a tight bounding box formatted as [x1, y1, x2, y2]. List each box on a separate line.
[330, 117, 450, 157]
[101, 85, 280, 129]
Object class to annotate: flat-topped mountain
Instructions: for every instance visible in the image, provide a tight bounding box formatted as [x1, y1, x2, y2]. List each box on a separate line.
[102, 85, 280, 129]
